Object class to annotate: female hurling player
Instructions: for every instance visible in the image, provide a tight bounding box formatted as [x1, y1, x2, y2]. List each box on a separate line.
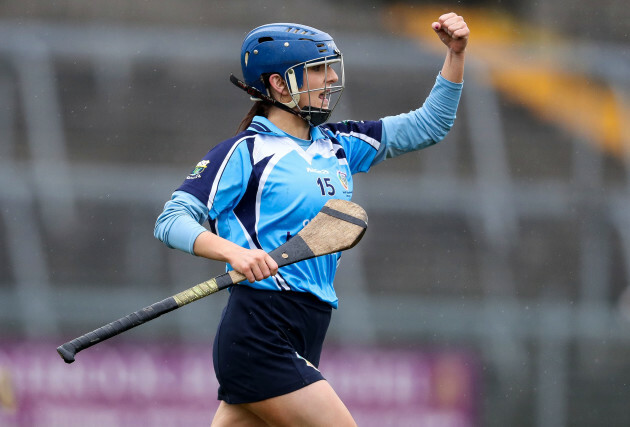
[155, 12, 469, 427]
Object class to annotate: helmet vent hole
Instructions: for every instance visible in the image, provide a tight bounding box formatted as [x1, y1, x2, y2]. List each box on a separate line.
[286, 27, 315, 35]
[258, 37, 274, 43]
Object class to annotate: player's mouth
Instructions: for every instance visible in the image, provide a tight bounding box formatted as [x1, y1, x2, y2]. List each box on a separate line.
[318, 90, 331, 108]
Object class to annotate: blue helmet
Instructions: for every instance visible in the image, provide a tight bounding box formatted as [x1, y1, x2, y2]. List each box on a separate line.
[238, 23, 345, 125]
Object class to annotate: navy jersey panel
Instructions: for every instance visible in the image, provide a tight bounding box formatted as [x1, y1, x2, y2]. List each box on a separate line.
[175, 117, 382, 307]
[320, 119, 383, 174]
[213, 285, 331, 404]
[176, 131, 256, 218]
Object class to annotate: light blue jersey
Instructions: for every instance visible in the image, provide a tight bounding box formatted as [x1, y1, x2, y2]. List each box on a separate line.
[155, 73, 463, 308]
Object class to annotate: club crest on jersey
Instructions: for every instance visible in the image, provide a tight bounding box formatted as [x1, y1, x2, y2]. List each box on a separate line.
[337, 171, 349, 191]
[186, 160, 209, 180]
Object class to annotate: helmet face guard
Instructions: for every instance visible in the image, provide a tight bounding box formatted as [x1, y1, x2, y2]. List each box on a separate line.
[284, 53, 344, 126]
[237, 23, 345, 126]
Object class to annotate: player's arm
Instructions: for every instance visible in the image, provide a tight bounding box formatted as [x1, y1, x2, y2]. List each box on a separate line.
[155, 191, 277, 283]
[433, 12, 469, 83]
[375, 13, 468, 160]
[379, 74, 463, 159]
[154, 190, 209, 254]
[193, 231, 277, 283]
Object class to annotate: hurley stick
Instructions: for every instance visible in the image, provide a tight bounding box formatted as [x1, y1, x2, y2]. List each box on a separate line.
[57, 199, 367, 363]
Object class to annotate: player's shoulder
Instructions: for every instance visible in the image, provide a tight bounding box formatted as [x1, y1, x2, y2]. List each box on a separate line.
[220, 129, 258, 147]
[205, 129, 257, 157]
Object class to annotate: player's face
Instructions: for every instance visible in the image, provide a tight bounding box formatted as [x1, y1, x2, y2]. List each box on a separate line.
[298, 61, 339, 110]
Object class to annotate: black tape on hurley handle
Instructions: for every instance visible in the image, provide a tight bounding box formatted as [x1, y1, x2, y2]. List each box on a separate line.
[56, 273, 233, 363]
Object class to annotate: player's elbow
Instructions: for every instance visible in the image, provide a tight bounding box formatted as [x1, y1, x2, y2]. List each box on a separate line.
[431, 126, 452, 144]
[153, 218, 164, 242]
[429, 115, 456, 144]
[154, 212, 174, 248]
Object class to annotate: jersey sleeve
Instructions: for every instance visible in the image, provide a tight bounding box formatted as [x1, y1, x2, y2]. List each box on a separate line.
[380, 73, 463, 159]
[320, 120, 383, 174]
[154, 190, 209, 254]
[176, 135, 253, 220]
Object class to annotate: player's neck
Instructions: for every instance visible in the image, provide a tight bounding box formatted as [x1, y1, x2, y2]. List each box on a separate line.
[267, 106, 310, 141]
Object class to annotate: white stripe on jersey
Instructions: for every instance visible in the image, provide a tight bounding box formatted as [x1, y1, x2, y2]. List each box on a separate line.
[207, 135, 251, 213]
[234, 213, 258, 250]
[274, 274, 291, 290]
[252, 134, 301, 163]
[255, 150, 284, 236]
[232, 206, 289, 291]
[332, 130, 381, 151]
[253, 134, 339, 165]
[251, 135, 300, 249]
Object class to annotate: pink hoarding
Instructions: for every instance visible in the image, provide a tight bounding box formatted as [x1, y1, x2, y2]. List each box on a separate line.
[0, 342, 477, 426]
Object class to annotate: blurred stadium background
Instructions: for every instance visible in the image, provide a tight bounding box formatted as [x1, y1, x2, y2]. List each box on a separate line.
[1, 0, 629, 426]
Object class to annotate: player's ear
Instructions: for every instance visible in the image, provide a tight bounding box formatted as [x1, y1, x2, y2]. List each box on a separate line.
[268, 74, 289, 98]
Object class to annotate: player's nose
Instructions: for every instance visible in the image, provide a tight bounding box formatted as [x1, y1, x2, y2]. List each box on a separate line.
[327, 66, 338, 83]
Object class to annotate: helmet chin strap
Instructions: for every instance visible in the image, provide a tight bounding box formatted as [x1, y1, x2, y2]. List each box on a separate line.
[230, 74, 331, 126]
[230, 74, 305, 121]
[284, 69, 301, 108]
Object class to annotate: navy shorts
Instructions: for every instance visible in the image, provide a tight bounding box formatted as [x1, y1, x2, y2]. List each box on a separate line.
[213, 285, 332, 404]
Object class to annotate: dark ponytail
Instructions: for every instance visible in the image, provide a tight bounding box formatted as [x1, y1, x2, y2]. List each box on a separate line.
[234, 73, 275, 135]
[235, 101, 271, 135]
